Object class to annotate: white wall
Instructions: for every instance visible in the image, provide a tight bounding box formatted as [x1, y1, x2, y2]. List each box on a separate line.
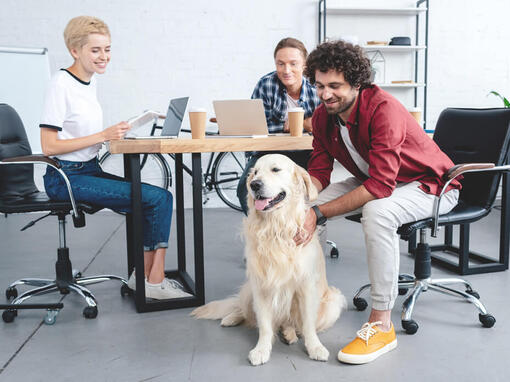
[1, 0, 509, 206]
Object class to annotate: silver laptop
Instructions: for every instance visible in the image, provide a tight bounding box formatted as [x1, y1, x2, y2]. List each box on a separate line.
[212, 99, 270, 137]
[126, 97, 189, 139]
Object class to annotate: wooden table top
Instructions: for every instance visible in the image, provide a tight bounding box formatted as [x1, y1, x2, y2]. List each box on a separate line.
[108, 135, 313, 154]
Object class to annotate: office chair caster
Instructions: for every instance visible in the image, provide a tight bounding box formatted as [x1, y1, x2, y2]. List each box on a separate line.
[120, 284, 133, 297]
[353, 297, 368, 311]
[402, 319, 419, 334]
[44, 309, 59, 325]
[83, 306, 98, 319]
[72, 270, 82, 278]
[479, 314, 496, 328]
[398, 287, 409, 296]
[326, 240, 339, 259]
[5, 286, 18, 300]
[2, 309, 17, 323]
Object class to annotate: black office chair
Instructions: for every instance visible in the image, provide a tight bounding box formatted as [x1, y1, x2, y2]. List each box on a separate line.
[0, 103, 129, 325]
[349, 108, 510, 334]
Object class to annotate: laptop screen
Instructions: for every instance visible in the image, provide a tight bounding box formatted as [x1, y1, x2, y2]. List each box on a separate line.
[213, 99, 268, 136]
[161, 97, 189, 136]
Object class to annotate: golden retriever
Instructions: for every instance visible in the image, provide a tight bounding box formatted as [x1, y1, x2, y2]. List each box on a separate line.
[191, 154, 346, 366]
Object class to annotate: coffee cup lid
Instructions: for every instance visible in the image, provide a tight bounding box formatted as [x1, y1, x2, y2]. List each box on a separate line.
[288, 107, 304, 112]
[190, 107, 207, 113]
[408, 107, 422, 112]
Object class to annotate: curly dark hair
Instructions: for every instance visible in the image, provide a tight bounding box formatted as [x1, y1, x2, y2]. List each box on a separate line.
[305, 40, 372, 89]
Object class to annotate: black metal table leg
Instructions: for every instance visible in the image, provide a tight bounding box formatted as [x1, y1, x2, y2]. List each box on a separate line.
[123, 152, 204, 312]
[175, 153, 186, 274]
[125, 154, 146, 310]
[191, 153, 205, 305]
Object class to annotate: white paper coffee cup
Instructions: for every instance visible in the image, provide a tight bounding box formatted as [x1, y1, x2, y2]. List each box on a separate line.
[408, 107, 422, 125]
[288, 107, 305, 136]
[189, 108, 207, 139]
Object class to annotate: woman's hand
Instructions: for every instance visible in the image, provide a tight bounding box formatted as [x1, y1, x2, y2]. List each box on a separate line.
[102, 121, 130, 141]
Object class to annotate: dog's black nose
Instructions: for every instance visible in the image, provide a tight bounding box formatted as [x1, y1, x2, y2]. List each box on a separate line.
[250, 180, 262, 192]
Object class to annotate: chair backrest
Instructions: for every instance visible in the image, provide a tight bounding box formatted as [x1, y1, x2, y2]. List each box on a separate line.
[433, 108, 510, 209]
[0, 104, 39, 199]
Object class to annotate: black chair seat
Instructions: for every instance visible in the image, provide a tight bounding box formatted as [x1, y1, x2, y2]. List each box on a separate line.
[397, 202, 491, 239]
[346, 201, 491, 240]
[0, 191, 103, 215]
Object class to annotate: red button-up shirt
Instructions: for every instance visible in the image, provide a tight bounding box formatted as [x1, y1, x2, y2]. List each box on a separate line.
[308, 86, 461, 199]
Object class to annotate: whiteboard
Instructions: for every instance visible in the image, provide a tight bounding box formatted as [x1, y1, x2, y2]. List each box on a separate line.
[0, 46, 51, 154]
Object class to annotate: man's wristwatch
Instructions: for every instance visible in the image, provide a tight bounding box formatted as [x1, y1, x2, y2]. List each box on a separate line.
[311, 205, 327, 225]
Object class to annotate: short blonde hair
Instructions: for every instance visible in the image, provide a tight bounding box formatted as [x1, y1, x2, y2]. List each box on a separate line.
[64, 16, 110, 52]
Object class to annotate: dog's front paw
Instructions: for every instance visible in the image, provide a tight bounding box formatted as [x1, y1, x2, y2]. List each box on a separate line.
[248, 346, 271, 366]
[307, 343, 329, 361]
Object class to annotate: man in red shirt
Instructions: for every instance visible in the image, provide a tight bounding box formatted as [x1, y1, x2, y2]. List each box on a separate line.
[298, 40, 461, 364]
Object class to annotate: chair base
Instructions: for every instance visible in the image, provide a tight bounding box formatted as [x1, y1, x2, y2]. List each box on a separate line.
[353, 275, 496, 334]
[2, 273, 127, 324]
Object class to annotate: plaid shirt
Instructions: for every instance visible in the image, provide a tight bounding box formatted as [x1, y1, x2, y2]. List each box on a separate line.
[251, 71, 320, 133]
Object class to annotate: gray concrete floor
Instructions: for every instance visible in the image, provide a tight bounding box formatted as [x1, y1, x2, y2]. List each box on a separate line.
[0, 208, 508, 382]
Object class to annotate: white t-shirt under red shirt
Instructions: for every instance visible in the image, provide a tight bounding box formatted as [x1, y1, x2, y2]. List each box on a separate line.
[40, 69, 103, 162]
[337, 116, 369, 177]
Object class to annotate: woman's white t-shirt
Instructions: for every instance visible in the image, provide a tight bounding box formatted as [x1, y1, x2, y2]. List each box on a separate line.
[40, 69, 103, 162]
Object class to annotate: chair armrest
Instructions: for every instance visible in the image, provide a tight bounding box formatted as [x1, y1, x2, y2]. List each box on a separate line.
[445, 163, 495, 180]
[1, 154, 60, 168]
[432, 162, 510, 237]
[0, 154, 83, 225]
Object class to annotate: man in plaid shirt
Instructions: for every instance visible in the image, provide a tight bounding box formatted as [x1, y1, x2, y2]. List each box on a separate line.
[252, 67, 319, 133]
[237, 37, 320, 214]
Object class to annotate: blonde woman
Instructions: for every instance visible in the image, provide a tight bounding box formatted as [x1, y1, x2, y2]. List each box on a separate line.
[40, 16, 189, 300]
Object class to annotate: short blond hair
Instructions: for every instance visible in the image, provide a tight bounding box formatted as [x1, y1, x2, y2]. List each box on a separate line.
[64, 16, 110, 52]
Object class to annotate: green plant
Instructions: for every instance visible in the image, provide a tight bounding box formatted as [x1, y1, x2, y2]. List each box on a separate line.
[489, 90, 510, 108]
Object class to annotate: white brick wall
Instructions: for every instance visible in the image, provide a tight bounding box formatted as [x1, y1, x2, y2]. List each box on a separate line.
[1, 0, 509, 207]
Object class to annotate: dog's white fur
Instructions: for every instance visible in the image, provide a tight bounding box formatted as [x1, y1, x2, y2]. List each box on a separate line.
[191, 154, 346, 365]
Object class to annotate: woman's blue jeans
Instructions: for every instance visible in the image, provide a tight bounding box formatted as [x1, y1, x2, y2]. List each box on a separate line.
[43, 157, 173, 251]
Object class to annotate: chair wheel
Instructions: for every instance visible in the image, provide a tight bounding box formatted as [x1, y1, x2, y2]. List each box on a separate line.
[2, 309, 17, 323]
[402, 319, 419, 334]
[353, 297, 368, 311]
[6, 286, 18, 300]
[398, 288, 408, 296]
[44, 310, 59, 325]
[330, 247, 339, 258]
[479, 313, 496, 328]
[83, 306, 98, 319]
[120, 284, 133, 297]
[466, 290, 480, 299]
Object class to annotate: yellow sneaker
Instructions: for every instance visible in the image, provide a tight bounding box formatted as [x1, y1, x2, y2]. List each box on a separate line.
[337, 321, 397, 364]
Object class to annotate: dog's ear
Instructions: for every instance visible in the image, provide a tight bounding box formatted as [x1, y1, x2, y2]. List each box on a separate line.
[295, 165, 318, 202]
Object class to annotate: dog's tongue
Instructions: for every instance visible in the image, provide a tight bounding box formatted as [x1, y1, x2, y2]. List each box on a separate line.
[254, 198, 271, 211]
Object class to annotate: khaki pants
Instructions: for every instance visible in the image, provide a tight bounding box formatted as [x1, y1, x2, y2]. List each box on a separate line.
[315, 177, 459, 310]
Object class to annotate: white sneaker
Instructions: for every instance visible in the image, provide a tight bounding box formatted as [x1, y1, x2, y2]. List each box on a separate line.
[145, 278, 192, 300]
[127, 272, 137, 290]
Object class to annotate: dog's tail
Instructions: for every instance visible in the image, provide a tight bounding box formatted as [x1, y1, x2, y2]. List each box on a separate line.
[316, 286, 348, 332]
[190, 296, 240, 321]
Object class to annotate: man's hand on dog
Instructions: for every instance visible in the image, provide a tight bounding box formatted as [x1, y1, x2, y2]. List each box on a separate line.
[294, 208, 317, 246]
